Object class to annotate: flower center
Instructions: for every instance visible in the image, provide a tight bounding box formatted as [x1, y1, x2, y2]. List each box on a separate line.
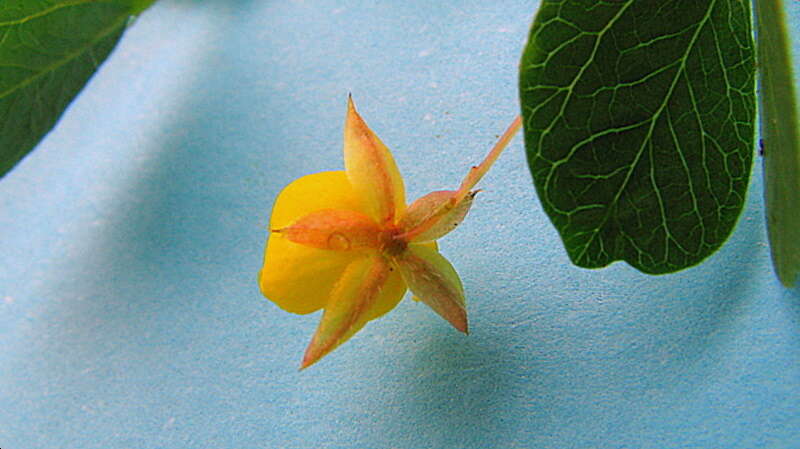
[379, 226, 407, 257]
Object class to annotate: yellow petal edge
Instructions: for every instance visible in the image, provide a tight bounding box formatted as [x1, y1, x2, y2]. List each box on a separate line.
[260, 171, 365, 314]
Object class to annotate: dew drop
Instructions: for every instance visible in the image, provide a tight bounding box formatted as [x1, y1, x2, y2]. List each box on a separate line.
[327, 232, 351, 250]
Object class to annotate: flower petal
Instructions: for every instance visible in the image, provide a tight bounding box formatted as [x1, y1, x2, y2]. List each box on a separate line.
[275, 209, 382, 251]
[301, 254, 406, 369]
[398, 190, 478, 242]
[394, 244, 467, 333]
[268, 170, 367, 228]
[260, 171, 366, 314]
[343, 96, 406, 225]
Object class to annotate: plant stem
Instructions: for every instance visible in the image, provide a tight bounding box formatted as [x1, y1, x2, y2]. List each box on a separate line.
[455, 115, 522, 203]
[399, 115, 523, 242]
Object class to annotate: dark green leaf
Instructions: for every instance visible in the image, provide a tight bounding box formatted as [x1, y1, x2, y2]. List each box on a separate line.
[0, 0, 156, 178]
[755, 0, 800, 287]
[519, 0, 756, 274]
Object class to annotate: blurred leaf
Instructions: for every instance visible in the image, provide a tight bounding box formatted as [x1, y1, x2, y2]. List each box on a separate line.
[519, 0, 756, 274]
[0, 0, 156, 178]
[755, 0, 800, 287]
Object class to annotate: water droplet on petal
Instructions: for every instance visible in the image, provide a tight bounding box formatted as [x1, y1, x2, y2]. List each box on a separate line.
[327, 232, 351, 250]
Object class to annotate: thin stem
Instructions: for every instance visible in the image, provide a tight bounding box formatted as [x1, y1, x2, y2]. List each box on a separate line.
[454, 115, 522, 203]
[399, 115, 523, 241]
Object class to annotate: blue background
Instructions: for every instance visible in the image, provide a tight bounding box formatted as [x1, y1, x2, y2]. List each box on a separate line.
[1, 1, 799, 448]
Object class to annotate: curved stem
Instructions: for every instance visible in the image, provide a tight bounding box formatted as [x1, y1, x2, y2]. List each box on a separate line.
[399, 115, 522, 241]
[453, 115, 522, 204]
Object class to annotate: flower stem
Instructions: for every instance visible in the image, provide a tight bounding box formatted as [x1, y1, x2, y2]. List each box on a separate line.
[454, 115, 522, 203]
[398, 115, 523, 242]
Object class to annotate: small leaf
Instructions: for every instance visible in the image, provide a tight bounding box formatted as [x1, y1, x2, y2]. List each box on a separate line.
[398, 190, 477, 242]
[755, 0, 800, 287]
[395, 244, 467, 333]
[343, 96, 406, 225]
[275, 209, 382, 251]
[301, 254, 392, 369]
[519, 0, 756, 273]
[0, 0, 155, 178]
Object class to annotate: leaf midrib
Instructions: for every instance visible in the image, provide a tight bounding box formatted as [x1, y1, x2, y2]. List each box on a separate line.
[0, 0, 130, 100]
[567, 0, 719, 264]
[0, 0, 99, 27]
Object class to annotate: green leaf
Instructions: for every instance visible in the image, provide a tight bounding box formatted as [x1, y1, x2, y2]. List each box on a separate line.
[755, 0, 800, 287]
[519, 0, 756, 274]
[0, 0, 156, 179]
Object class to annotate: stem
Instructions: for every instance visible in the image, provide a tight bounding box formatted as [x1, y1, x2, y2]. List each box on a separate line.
[755, 0, 800, 286]
[453, 115, 522, 203]
[399, 115, 522, 241]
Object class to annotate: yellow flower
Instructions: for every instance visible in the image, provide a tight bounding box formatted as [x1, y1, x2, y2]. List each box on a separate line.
[259, 96, 520, 369]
